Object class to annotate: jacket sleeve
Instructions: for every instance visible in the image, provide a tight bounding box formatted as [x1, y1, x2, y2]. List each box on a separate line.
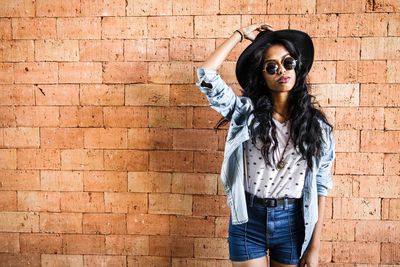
[195, 66, 240, 121]
[316, 126, 336, 196]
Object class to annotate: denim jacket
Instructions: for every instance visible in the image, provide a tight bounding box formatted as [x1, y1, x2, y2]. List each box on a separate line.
[195, 67, 335, 259]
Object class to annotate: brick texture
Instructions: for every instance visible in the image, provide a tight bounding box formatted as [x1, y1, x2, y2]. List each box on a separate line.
[0, 0, 398, 265]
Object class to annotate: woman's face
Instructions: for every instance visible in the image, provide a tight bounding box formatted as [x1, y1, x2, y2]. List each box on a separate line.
[261, 44, 296, 93]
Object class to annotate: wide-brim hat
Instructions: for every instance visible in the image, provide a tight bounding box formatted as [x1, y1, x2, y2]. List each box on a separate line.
[235, 29, 314, 89]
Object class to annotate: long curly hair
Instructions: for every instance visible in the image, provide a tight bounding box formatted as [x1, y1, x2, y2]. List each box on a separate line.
[214, 38, 333, 170]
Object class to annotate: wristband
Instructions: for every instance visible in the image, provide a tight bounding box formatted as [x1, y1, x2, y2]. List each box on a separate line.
[234, 29, 244, 42]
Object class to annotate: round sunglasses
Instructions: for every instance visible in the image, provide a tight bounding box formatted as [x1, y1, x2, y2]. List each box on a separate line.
[262, 56, 297, 75]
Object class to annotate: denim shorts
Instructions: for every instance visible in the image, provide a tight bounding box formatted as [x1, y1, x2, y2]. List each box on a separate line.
[228, 194, 305, 264]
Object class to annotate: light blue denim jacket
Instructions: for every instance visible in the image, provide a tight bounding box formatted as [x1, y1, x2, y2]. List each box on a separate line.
[195, 67, 335, 259]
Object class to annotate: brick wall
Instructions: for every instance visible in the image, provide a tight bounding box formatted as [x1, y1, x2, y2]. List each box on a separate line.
[0, 0, 399, 266]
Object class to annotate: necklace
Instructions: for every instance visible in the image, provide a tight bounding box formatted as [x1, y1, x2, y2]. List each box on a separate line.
[273, 109, 290, 169]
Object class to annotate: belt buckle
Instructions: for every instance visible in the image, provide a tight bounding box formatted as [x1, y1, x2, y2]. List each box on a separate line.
[265, 198, 277, 207]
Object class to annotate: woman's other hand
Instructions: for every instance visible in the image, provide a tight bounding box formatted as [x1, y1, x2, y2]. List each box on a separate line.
[241, 23, 274, 41]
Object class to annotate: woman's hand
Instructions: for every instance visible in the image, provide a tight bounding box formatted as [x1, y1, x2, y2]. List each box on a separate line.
[240, 23, 274, 41]
[299, 244, 320, 267]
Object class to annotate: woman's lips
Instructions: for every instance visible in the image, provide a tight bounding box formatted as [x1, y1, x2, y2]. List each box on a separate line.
[278, 77, 290, 83]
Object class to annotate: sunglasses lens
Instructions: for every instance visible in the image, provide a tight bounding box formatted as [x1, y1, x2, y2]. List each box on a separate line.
[284, 57, 296, 70]
[265, 63, 278, 75]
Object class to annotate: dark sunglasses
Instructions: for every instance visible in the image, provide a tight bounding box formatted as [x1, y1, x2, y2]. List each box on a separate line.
[262, 56, 297, 75]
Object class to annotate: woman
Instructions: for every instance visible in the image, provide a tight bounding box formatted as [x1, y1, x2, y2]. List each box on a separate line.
[195, 23, 335, 267]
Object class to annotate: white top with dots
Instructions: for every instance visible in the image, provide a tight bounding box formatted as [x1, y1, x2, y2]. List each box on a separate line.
[243, 117, 307, 199]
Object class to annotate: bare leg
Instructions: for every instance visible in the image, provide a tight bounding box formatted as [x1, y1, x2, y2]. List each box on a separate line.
[231, 256, 268, 267]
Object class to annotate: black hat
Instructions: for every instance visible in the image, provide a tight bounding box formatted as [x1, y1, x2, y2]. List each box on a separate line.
[235, 29, 314, 89]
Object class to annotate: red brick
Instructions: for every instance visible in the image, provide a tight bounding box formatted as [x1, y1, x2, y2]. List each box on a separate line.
[290, 14, 338, 37]
[36, 0, 81, 17]
[61, 192, 105, 212]
[79, 40, 124, 61]
[353, 175, 400, 198]
[148, 16, 193, 38]
[17, 149, 60, 170]
[361, 37, 400, 60]
[149, 107, 193, 128]
[20, 233, 62, 254]
[61, 149, 103, 170]
[193, 195, 229, 217]
[84, 128, 127, 149]
[4, 127, 39, 148]
[124, 39, 147, 61]
[40, 170, 83, 191]
[40, 212, 82, 233]
[170, 84, 208, 106]
[104, 192, 148, 213]
[40, 128, 84, 148]
[125, 84, 170, 106]
[83, 171, 127, 192]
[366, 0, 400, 12]
[308, 60, 336, 84]
[104, 150, 148, 171]
[128, 256, 170, 267]
[387, 60, 400, 83]
[147, 39, 170, 61]
[0, 170, 40, 190]
[220, 0, 266, 14]
[12, 18, 56, 39]
[0, 85, 34, 105]
[41, 254, 83, 267]
[194, 238, 229, 259]
[15, 106, 59, 127]
[381, 242, 400, 263]
[126, 0, 172, 15]
[34, 39, 79, 61]
[0, 0, 35, 17]
[60, 106, 103, 128]
[170, 215, 214, 237]
[388, 13, 400, 36]
[59, 62, 102, 83]
[0, 40, 34, 62]
[215, 216, 229, 238]
[0, 19, 11, 39]
[104, 106, 148, 128]
[18, 191, 60, 212]
[384, 153, 400, 176]
[128, 172, 171, 193]
[149, 235, 193, 257]
[80, 0, 125, 16]
[360, 130, 400, 153]
[335, 107, 386, 130]
[332, 241, 380, 263]
[35, 84, 79, 105]
[105, 235, 149, 255]
[313, 37, 361, 61]
[0, 63, 13, 84]
[173, 129, 218, 151]
[335, 129, 359, 152]
[337, 60, 387, 84]
[0, 191, 17, 211]
[332, 197, 380, 220]
[171, 173, 217, 195]
[0, 233, 19, 253]
[0, 149, 16, 169]
[84, 255, 126, 267]
[361, 84, 400, 107]
[316, 0, 365, 13]
[329, 175, 353, 198]
[0, 212, 39, 232]
[355, 220, 400, 242]
[14, 62, 58, 84]
[0, 254, 40, 267]
[127, 128, 173, 150]
[194, 151, 223, 173]
[194, 15, 240, 38]
[172, 258, 229, 266]
[338, 13, 388, 37]
[103, 62, 147, 83]
[193, 107, 229, 129]
[127, 213, 170, 235]
[149, 151, 193, 172]
[57, 17, 101, 39]
[83, 213, 126, 234]
[335, 152, 383, 175]
[102, 17, 148, 39]
[63, 234, 105, 254]
[149, 193, 192, 215]
[321, 218, 356, 242]
[192, 39, 216, 61]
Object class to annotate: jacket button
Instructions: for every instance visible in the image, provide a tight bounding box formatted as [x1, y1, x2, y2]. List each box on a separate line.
[305, 205, 308, 208]
[305, 222, 308, 225]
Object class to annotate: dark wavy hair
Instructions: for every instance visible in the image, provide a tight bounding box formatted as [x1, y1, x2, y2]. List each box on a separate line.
[214, 38, 333, 169]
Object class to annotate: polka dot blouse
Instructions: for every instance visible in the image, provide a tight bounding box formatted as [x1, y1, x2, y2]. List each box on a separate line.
[244, 117, 307, 199]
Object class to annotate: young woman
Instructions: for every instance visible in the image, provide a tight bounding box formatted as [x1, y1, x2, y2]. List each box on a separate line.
[195, 24, 335, 267]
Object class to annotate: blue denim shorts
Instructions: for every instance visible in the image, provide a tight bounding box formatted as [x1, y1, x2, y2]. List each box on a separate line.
[228, 193, 305, 264]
